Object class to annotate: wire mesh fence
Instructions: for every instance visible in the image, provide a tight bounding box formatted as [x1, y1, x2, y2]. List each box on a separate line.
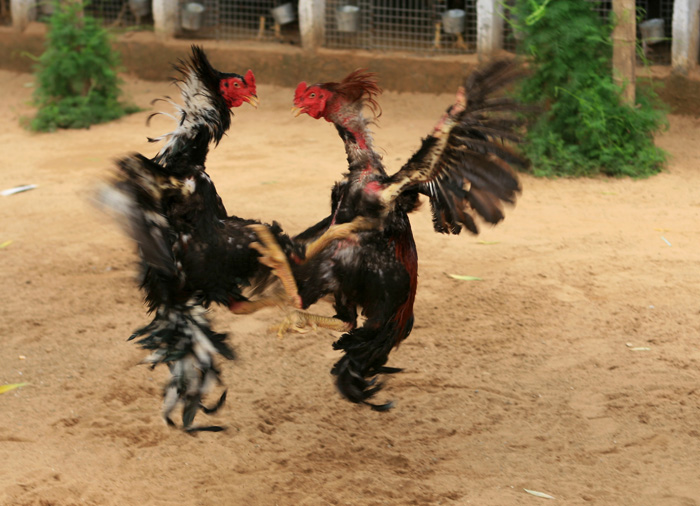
[84, 0, 153, 27]
[325, 0, 477, 55]
[0, 0, 11, 26]
[21, 0, 675, 65]
[176, 0, 301, 43]
[643, 0, 673, 64]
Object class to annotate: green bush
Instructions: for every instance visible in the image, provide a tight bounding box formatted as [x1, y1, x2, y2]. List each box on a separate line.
[30, 1, 138, 132]
[510, 0, 667, 178]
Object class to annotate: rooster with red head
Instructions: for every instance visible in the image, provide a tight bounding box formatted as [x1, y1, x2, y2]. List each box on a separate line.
[98, 46, 310, 431]
[257, 60, 527, 410]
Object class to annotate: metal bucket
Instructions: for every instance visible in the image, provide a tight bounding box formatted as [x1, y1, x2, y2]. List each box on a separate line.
[336, 5, 360, 33]
[40, 1, 55, 16]
[442, 9, 465, 34]
[181, 2, 205, 31]
[129, 0, 151, 18]
[639, 18, 664, 45]
[271, 3, 296, 25]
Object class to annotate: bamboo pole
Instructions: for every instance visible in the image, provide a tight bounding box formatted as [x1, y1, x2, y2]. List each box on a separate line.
[612, 0, 636, 105]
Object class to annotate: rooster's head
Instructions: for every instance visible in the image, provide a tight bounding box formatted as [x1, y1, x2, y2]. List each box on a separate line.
[183, 45, 258, 110]
[292, 69, 381, 122]
[219, 69, 258, 109]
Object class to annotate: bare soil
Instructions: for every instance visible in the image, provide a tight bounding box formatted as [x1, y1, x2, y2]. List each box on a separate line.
[1, 68, 700, 506]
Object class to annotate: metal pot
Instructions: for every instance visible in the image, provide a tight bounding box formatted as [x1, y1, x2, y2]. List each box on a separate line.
[336, 5, 360, 33]
[129, 0, 151, 18]
[181, 2, 205, 31]
[271, 3, 296, 25]
[442, 9, 465, 35]
[639, 18, 664, 45]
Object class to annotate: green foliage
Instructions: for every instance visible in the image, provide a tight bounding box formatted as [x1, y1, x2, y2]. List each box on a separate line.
[509, 0, 667, 178]
[30, 1, 138, 132]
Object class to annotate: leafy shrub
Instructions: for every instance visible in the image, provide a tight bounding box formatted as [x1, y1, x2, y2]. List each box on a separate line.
[510, 0, 667, 178]
[30, 1, 138, 132]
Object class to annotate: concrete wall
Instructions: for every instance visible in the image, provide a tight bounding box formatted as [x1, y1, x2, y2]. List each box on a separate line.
[0, 25, 476, 93]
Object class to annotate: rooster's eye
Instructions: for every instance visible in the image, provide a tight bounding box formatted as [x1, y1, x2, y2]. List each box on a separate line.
[310, 93, 316, 98]
[234, 82, 240, 88]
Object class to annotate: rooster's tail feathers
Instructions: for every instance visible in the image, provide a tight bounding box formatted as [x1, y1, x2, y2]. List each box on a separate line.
[130, 301, 235, 431]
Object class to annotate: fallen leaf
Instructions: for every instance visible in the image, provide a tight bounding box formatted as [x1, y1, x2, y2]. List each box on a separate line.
[1, 184, 37, 196]
[0, 383, 28, 395]
[626, 343, 651, 351]
[0, 240, 12, 249]
[477, 240, 500, 245]
[447, 274, 483, 281]
[524, 488, 555, 500]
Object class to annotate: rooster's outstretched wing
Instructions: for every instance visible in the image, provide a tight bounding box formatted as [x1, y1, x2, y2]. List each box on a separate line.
[382, 59, 528, 234]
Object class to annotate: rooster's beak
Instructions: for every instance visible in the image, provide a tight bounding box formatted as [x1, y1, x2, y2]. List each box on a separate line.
[245, 95, 259, 108]
[291, 106, 304, 117]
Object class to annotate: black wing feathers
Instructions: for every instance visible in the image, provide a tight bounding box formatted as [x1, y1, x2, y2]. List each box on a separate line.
[111, 154, 177, 277]
[421, 59, 527, 234]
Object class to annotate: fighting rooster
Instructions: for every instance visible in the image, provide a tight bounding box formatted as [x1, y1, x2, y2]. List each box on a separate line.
[257, 60, 527, 410]
[98, 46, 307, 431]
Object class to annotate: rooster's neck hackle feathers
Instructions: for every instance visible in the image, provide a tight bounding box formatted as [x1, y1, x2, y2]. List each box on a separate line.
[149, 45, 232, 168]
[324, 70, 385, 173]
[327, 69, 382, 118]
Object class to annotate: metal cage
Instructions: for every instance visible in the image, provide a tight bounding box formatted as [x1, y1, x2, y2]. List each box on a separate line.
[325, 0, 477, 55]
[84, 0, 153, 28]
[177, 0, 301, 43]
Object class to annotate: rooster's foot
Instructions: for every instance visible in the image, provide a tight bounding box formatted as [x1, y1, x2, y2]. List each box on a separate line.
[229, 297, 279, 315]
[248, 224, 302, 309]
[272, 309, 352, 338]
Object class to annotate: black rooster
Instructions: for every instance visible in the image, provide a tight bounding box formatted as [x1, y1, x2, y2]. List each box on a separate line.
[257, 60, 527, 410]
[98, 46, 309, 431]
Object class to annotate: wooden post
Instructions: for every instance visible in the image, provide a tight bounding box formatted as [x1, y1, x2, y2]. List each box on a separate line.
[612, 0, 636, 105]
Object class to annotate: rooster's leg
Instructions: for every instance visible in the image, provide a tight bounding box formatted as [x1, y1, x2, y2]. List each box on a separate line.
[456, 33, 467, 50]
[248, 224, 302, 309]
[274, 21, 282, 40]
[257, 15, 266, 39]
[303, 216, 372, 262]
[247, 224, 355, 337]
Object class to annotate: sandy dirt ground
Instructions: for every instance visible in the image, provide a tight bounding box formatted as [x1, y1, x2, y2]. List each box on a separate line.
[1, 65, 700, 506]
